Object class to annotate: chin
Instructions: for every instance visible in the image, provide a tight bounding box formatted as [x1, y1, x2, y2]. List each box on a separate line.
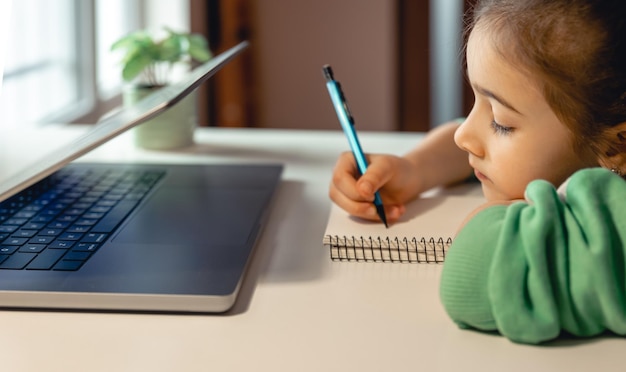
[480, 184, 520, 202]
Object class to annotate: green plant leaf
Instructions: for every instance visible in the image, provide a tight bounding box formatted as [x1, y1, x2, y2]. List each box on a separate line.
[111, 31, 150, 51]
[122, 53, 153, 81]
[160, 34, 184, 62]
[188, 34, 211, 62]
[111, 26, 212, 84]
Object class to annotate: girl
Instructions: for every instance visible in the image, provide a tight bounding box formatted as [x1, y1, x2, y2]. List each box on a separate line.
[329, 0, 626, 344]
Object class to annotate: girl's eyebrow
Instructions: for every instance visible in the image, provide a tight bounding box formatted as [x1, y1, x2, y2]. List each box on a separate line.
[473, 84, 522, 114]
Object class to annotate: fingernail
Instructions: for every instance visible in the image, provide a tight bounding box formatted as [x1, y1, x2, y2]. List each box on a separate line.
[360, 181, 373, 196]
[389, 205, 405, 220]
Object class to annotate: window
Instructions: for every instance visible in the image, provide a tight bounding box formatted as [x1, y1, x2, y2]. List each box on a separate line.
[1, 0, 190, 128]
[95, 0, 141, 99]
[0, 0, 140, 127]
[2, 0, 84, 127]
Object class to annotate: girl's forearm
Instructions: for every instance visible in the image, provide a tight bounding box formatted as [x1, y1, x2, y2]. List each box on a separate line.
[404, 122, 473, 193]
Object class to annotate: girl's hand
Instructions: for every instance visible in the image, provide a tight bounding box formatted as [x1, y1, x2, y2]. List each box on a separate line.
[328, 121, 475, 224]
[329, 151, 422, 224]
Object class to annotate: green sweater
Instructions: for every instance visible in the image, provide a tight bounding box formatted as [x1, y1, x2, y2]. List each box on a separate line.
[440, 168, 626, 344]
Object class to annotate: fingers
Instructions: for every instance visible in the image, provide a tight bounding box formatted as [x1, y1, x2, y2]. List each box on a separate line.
[329, 182, 406, 223]
[331, 152, 365, 202]
[329, 184, 378, 220]
[329, 152, 376, 220]
[331, 152, 392, 200]
[355, 155, 395, 200]
[329, 152, 406, 223]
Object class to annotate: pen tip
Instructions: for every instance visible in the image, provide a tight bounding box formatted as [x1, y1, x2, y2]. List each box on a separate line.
[375, 204, 388, 228]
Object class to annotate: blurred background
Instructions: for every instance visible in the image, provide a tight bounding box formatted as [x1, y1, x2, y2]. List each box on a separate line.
[0, 0, 475, 132]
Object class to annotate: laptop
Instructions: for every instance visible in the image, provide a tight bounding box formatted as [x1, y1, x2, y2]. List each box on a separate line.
[0, 41, 284, 313]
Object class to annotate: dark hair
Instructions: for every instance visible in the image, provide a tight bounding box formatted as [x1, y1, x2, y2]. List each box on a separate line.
[468, 0, 626, 159]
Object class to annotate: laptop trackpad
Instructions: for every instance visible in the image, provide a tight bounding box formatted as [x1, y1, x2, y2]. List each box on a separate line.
[113, 186, 267, 246]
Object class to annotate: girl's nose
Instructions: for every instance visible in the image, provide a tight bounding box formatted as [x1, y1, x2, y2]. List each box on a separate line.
[454, 112, 484, 158]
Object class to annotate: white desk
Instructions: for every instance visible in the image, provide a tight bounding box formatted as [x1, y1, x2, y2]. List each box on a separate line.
[1, 126, 623, 371]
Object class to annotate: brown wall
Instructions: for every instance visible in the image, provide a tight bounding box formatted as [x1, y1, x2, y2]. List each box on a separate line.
[194, 0, 464, 132]
[251, 0, 398, 131]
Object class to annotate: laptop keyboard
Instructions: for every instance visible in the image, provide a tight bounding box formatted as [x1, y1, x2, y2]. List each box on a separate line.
[0, 166, 165, 271]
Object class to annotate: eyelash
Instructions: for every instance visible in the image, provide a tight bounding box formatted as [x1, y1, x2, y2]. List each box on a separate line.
[491, 120, 514, 135]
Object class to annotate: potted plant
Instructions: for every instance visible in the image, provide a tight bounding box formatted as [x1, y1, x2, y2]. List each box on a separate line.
[111, 27, 212, 149]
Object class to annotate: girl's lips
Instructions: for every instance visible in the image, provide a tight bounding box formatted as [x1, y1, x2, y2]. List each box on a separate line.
[474, 169, 489, 182]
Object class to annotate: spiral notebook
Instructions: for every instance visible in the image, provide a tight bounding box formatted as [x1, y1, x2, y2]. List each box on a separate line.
[323, 183, 484, 263]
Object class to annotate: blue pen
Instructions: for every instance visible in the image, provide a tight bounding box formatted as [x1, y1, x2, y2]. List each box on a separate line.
[323, 64, 388, 228]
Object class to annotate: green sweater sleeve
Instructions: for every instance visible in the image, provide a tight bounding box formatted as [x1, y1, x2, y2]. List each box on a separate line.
[440, 168, 626, 344]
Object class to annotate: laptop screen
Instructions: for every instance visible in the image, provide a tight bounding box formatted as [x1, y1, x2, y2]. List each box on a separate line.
[0, 41, 249, 202]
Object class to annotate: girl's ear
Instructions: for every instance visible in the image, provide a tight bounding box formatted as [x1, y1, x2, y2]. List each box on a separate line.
[599, 122, 626, 175]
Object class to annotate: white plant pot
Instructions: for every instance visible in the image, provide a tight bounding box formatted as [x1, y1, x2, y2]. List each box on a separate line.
[123, 85, 197, 150]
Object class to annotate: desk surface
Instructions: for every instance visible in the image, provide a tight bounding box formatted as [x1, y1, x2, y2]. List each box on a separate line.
[0, 126, 623, 372]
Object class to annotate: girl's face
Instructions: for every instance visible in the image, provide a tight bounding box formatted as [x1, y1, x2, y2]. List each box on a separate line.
[455, 25, 598, 201]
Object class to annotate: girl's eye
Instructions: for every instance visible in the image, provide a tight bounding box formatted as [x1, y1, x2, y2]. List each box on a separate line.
[491, 120, 514, 135]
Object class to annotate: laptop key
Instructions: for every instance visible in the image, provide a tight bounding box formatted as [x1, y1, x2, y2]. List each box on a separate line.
[90, 200, 138, 233]
[53, 260, 84, 271]
[0, 252, 36, 269]
[0, 246, 19, 254]
[19, 244, 47, 253]
[48, 240, 75, 249]
[28, 236, 55, 244]
[4, 237, 28, 245]
[58, 232, 83, 240]
[26, 249, 67, 270]
[12, 229, 38, 238]
[0, 225, 18, 233]
[81, 233, 108, 244]
[63, 251, 91, 261]
[72, 243, 99, 252]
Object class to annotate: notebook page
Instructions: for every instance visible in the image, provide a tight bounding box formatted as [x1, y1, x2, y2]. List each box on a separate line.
[324, 193, 485, 243]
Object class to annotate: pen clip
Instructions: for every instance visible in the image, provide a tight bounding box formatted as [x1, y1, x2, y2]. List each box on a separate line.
[323, 65, 355, 125]
[322, 64, 334, 81]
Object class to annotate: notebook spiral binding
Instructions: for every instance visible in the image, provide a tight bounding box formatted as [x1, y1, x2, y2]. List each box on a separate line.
[324, 235, 451, 264]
